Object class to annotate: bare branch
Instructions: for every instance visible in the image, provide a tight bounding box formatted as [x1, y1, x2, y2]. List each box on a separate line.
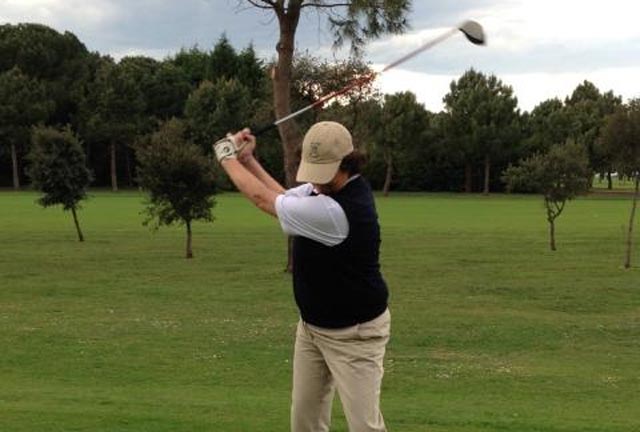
[244, 0, 276, 10]
[284, 0, 304, 12]
[300, 2, 351, 9]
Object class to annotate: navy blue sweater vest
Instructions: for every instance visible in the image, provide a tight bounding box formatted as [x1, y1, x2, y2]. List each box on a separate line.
[292, 176, 389, 328]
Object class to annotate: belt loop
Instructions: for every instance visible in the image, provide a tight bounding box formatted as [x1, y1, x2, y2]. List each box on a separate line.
[301, 319, 313, 340]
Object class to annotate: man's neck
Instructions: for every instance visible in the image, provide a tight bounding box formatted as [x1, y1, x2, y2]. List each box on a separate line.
[315, 171, 351, 195]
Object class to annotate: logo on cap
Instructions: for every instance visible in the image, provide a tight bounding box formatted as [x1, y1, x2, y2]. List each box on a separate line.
[309, 142, 321, 161]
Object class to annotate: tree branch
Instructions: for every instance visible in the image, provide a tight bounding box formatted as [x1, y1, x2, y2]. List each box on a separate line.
[545, 198, 556, 222]
[244, 0, 276, 10]
[284, 0, 304, 12]
[300, 2, 351, 9]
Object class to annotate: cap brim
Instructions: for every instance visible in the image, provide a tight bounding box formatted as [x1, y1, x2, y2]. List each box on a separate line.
[296, 160, 341, 184]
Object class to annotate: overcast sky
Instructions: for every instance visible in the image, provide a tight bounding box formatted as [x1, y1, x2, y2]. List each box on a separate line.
[2, 0, 639, 112]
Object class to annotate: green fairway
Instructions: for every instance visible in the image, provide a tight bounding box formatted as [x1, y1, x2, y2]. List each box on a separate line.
[1, 191, 638, 432]
[592, 176, 637, 193]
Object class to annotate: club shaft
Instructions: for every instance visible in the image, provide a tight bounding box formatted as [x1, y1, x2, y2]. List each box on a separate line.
[273, 104, 316, 127]
[381, 27, 458, 72]
[273, 74, 374, 127]
[255, 26, 461, 136]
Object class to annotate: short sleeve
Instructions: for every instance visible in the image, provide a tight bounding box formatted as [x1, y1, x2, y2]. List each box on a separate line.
[275, 187, 349, 246]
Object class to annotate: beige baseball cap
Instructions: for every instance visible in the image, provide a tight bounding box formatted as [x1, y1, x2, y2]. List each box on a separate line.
[296, 121, 353, 184]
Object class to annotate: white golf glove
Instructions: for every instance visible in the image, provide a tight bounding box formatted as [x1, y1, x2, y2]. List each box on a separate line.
[213, 132, 253, 163]
[213, 137, 238, 162]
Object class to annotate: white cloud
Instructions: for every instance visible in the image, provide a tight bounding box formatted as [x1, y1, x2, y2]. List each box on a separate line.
[374, 68, 456, 112]
[458, 0, 640, 66]
[110, 47, 172, 61]
[0, 0, 120, 30]
[1, 0, 638, 109]
[364, 0, 640, 70]
[476, 0, 640, 49]
[505, 67, 640, 109]
[376, 66, 640, 113]
[362, 0, 640, 109]
[368, 27, 452, 56]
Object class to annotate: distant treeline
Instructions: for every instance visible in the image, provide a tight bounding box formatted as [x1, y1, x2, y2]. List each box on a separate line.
[0, 23, 634, 193]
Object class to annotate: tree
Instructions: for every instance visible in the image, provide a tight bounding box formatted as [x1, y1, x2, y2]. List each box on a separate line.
[0, 67, 52, 189]
[503, 140, 591, 251]
[119, 56, 192, 125]
[135, 119, 216, 259]
[382, 109, 459, 192]
[82, 57, 146, 191]
[26, 126, 92, 242]
[171, 46, 211, 86]
[564, 80, 621, 182]
[78, 56, 191, 186]
[524, 98, 571, 155]
[184, 78, 252, 151]
[240, 0, 411, 188]
[148, 61, 192, 121]
[378, 91, 428, 195]
[236, 44, 269, 101]
[209, 34, 238, 80]
[287, 51, 377, 141]
[600, 99, 640, 268]
[0, 23, 92, 126]
[444, 69, 520, 194]
[169, 37, 267, 96]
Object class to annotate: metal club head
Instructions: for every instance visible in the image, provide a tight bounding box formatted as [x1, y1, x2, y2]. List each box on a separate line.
[459, 20, 485, 45]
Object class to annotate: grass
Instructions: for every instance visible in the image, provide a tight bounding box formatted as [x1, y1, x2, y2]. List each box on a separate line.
[592, 176, 637, 192]
[1, 190, 639, 431]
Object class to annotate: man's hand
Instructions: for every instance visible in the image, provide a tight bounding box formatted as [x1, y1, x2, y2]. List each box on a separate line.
[235, 129, 256, 164]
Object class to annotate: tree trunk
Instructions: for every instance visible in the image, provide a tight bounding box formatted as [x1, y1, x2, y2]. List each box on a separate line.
[483, 154, 491, 195]
[273, 4, 303, 273]
[383, 151, 393, 197]
[349, 97, 361, 132]
[624, 176, 639, 269]
[545, 199, 557, 251]
[125, 146, 133, 187]
[186, 221, 193, 259]
[11, 142, 20, 190]
[464, 161, 473, 193]
[85, 141, 92, 173]
[110, 142, 118, 192]
[71, 206, 84, 242]
[274, 5, 303, 188]
[607, 171, 613, 190]
[85, 141, 91, 163]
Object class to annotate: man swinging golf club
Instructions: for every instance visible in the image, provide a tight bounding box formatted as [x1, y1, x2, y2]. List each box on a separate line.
[214, 121, 390, 432]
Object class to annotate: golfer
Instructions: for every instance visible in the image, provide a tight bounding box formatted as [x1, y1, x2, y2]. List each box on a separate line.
[214, 121, 390, 432]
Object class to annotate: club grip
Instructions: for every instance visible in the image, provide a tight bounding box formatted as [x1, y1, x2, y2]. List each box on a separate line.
[252, 123, 277, 137]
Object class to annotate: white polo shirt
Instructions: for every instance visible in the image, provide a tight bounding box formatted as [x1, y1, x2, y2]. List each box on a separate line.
[274, 177, 360, 247]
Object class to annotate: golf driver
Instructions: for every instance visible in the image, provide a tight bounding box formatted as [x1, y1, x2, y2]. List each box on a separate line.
[252, 20, 485, 136]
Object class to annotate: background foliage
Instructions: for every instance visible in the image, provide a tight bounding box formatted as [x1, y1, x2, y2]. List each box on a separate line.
[0, 23, 636, 195]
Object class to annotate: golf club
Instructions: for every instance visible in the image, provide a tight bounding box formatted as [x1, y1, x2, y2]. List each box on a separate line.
[252, 20, 485, 136]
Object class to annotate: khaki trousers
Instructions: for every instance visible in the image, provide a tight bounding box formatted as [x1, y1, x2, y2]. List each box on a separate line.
[291, 309, 391, 432]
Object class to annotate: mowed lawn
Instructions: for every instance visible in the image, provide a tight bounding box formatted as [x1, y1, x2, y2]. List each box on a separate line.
[1, 191, 638, 432]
